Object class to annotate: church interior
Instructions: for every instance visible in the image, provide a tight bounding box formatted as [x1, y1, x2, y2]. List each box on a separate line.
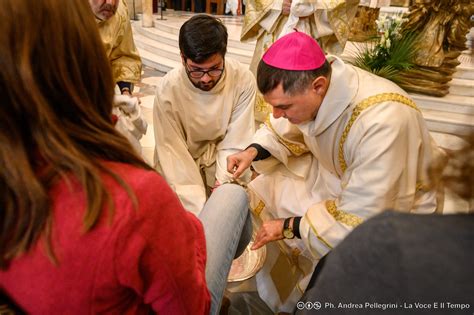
[1, 0, 473, 314]
[131, 3, 473, 311]
[132, 1, 473, 212]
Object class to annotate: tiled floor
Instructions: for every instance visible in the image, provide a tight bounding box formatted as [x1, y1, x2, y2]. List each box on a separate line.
[153, 10, 247, 41]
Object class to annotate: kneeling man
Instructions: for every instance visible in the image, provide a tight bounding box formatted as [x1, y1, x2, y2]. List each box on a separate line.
[153, 15, 256, 214]
[227, 31, 444, 312]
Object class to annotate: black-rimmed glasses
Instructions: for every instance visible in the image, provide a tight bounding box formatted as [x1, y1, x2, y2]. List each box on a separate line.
[184, 62, 225, 78]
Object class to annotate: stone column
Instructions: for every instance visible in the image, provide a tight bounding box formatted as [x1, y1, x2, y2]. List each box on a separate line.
[141, 0, 154, 27]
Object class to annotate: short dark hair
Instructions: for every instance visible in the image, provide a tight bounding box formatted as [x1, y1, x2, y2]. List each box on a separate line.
[257, 60, 331, 95]
[179, 14, 228, 63]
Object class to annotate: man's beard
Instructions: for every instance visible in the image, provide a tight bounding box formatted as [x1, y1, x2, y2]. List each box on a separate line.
[191, 74, 223, 91]
[194, 80, 216, 91]
[100, 3, 117, 16]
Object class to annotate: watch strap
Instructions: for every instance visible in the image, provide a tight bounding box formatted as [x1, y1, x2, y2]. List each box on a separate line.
[283, 217, 291, 231]
[293, 216, 302, 239]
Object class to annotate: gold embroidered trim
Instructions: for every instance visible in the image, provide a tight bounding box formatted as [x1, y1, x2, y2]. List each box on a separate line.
[275, 242, 306, 294]
[296, 282, 304, 294]
[265, 116, 309, 156]
[416, 181, 429, 192]
[304, 213, 333, 250]
[255, 94, 272, 114]
[292, 247, 305, 294]
[325, 200, 363, 227]
[338, 93, 419, 173]
[253, 200, 265, 217]
[241, 0, 274, 41]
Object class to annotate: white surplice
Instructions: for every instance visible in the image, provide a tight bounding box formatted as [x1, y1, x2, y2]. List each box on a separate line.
[153, 58, 256, 214]
[248, 56, 444, 312]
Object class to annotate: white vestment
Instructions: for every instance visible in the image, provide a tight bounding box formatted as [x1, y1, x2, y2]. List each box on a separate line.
[153, 58, 256, 214]
[113, 95, 147, 155]
[248, 57, 444, 312]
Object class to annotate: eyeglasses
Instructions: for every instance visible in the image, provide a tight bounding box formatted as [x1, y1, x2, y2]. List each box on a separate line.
[184, 62, 225, 78]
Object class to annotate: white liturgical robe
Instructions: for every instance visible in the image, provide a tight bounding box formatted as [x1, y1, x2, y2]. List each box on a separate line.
[153, 58, 256, 214]
[248, 56, 444, 312]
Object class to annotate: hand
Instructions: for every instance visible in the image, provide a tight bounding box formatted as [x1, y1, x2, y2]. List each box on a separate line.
[121, 90, 142, 104]
[227, 147, 258, 179]
[251, 219, 285, 250]
[282, 0, 292, 16]
[121, 89, 132, 96]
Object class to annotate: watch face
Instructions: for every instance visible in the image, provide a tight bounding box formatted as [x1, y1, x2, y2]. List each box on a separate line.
[283, 229, 294, 239]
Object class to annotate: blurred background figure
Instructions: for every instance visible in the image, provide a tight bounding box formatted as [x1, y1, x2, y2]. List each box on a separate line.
[89, 0, 147, 154]
[241, 0, 359, 122]
[89, 0, 141, 95]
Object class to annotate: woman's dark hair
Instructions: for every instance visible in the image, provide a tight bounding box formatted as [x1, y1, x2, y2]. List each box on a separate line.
[257, 60, 331, 95]
[0, 0, 151, 269]
[179, 14, 228, 63]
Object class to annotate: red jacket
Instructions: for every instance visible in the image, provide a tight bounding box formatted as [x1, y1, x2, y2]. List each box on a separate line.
[0, 162, 210, 314]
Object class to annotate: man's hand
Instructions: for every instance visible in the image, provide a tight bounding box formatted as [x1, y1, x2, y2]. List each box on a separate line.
[227, 147, 258, 179]
[121, 90, 142, 104]
[121, 89, 132, 96]
[251, 219, 285, 250]
[282, 0, 292, 16]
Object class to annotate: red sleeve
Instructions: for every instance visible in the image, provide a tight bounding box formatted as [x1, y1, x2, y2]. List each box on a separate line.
[114, 171, 210, 315]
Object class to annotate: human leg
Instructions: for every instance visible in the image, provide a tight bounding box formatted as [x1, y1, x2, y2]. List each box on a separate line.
[199, 184, 252, 315]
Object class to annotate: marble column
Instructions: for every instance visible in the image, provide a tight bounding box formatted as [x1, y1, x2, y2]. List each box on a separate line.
[141, 0, 154, 27]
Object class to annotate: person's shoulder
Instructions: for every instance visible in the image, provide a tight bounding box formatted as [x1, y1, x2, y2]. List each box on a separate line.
[105, 1, 128, 29]
[225, 57, 256, 88]
[342, 211, 474, 262]
[373, 211, 474, 237]
[343, 211, 442, 243]
[320, 212, 401, 274]
[361, 210, 405, 228]
[156, 67, 182, 89]
[154, 67, 185, 102]
[352, 85, 420, 131]
[350, 211, 397, 232]
[225, 57, 243, 68]
[103, 161, 182, 217]
[116, 0, 130, 19]
[225, 57, 253, 76]
[103, 161, 167, 193]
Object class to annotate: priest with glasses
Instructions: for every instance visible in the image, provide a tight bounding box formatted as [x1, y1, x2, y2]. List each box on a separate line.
[153, 14, 257, 215]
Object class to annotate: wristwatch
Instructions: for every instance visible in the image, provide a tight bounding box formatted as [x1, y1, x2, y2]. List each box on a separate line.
[283, 217, 295, 239]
